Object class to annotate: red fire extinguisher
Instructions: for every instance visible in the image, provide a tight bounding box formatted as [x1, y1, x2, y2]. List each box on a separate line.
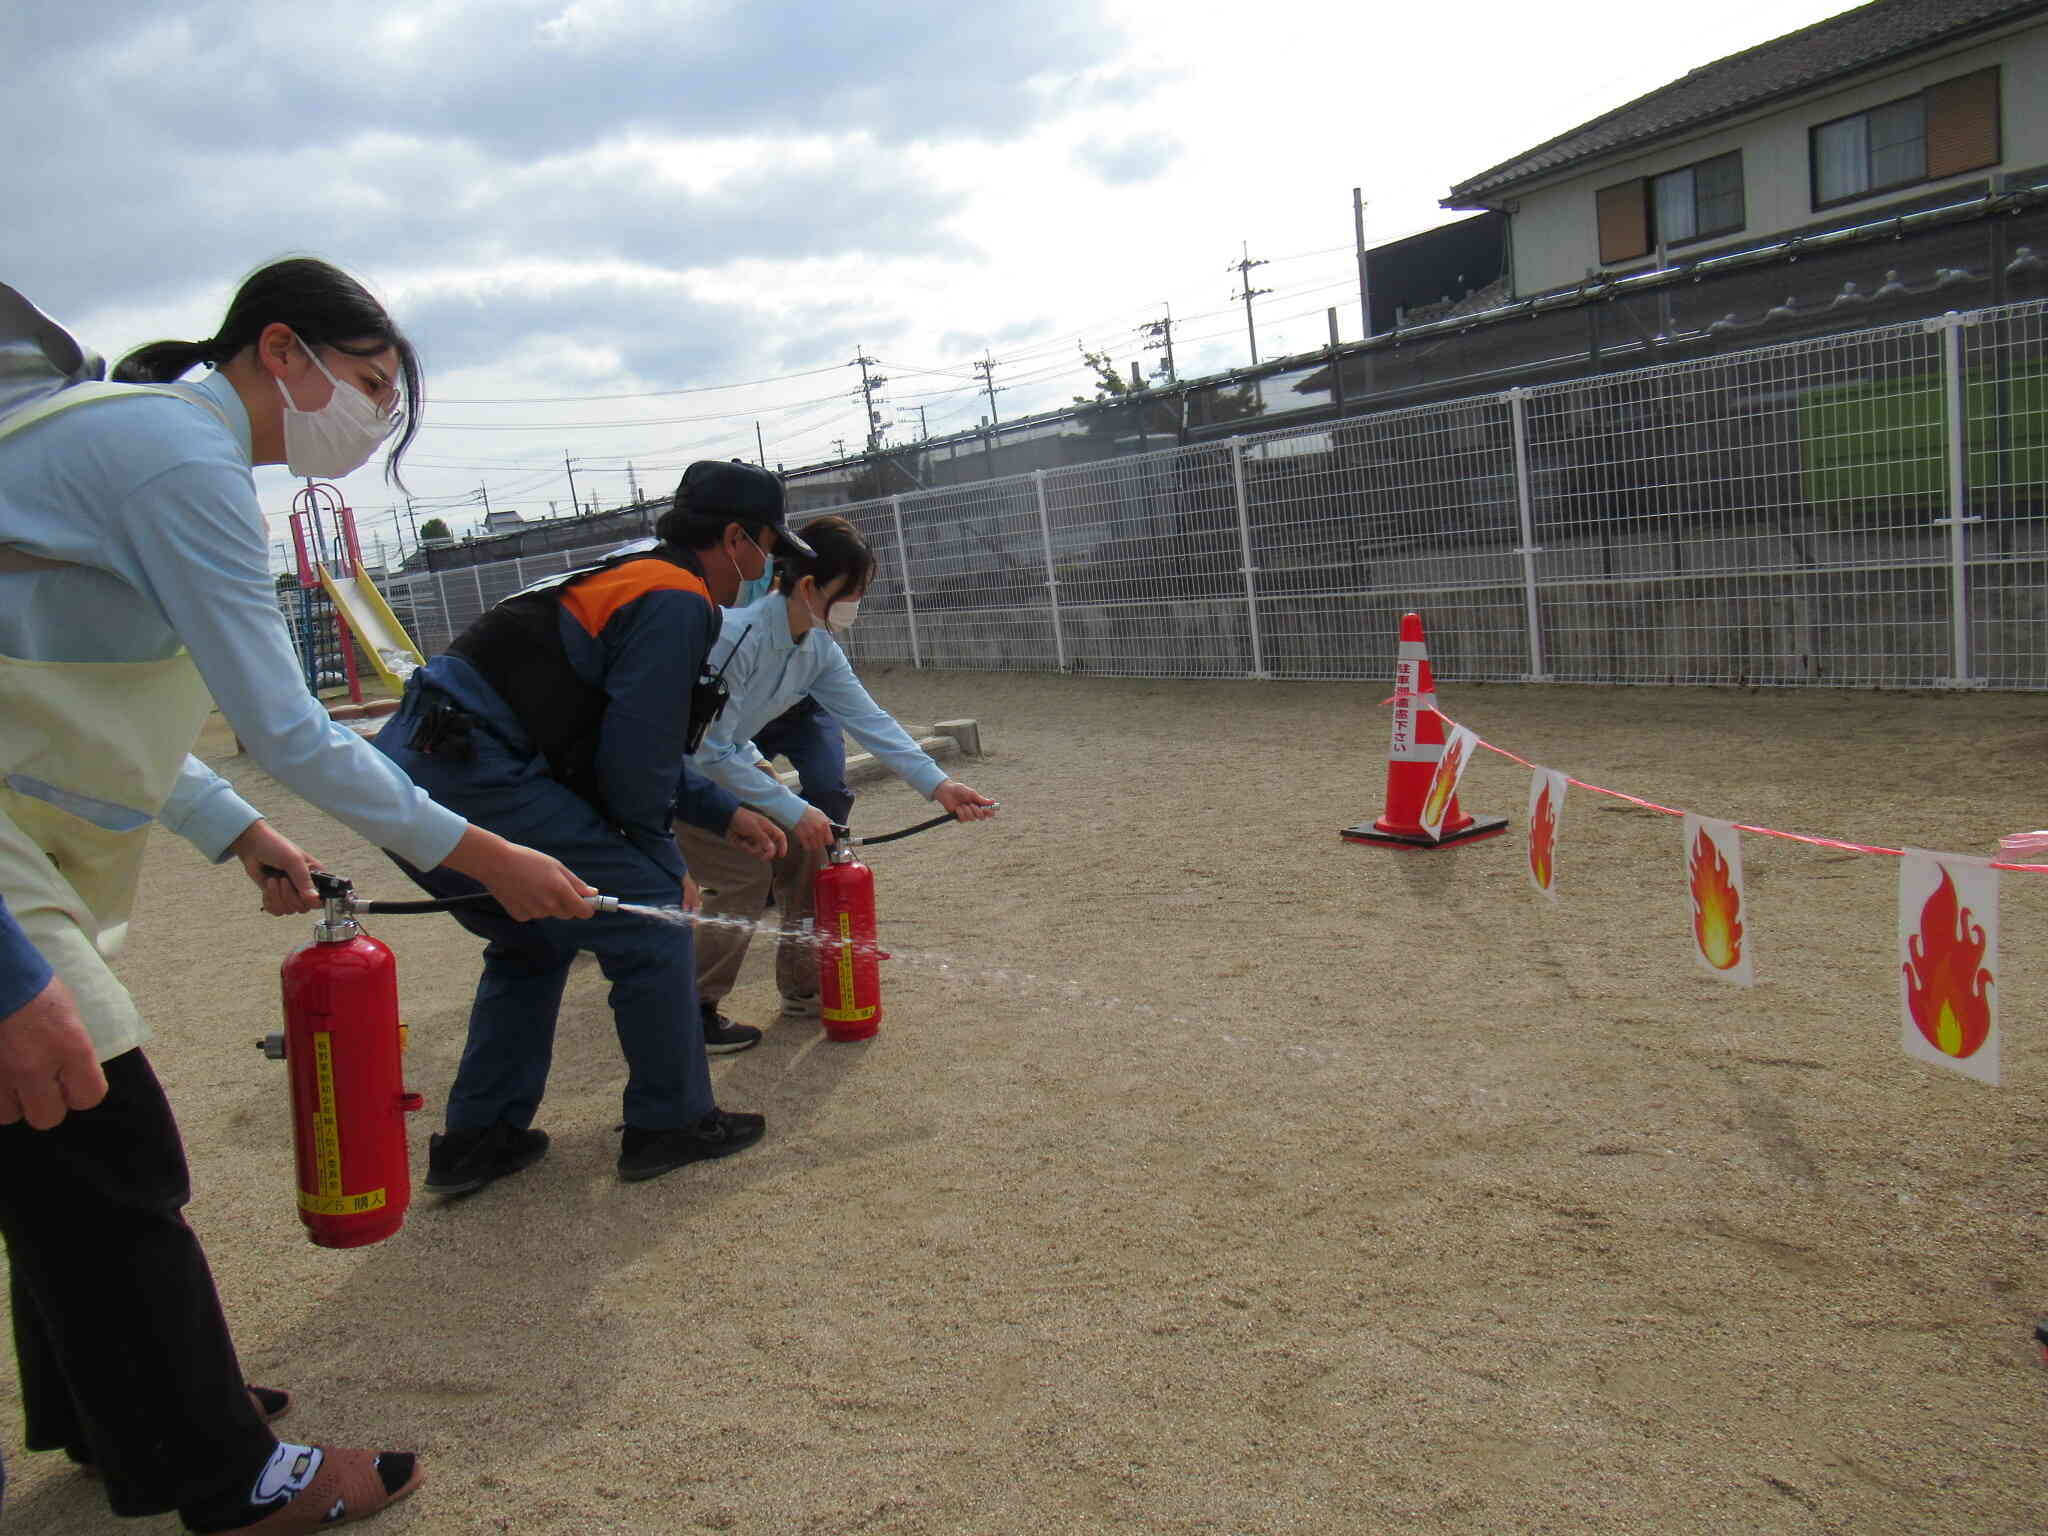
[263, 874, 423, 1248]
[815, 829, 885, 1041]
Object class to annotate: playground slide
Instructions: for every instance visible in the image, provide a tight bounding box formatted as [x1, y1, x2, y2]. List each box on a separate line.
[318, 565, 424, 690]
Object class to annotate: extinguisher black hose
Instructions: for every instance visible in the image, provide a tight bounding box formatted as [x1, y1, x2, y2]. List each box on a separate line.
[842, 811, 961, 848]
[359, 893, 500, 915]
[263, 866, 506, 916]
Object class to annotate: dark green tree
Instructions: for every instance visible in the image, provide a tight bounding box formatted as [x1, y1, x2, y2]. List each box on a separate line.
[1072, 348, 1151, 404]
[418, 516, 451, 542]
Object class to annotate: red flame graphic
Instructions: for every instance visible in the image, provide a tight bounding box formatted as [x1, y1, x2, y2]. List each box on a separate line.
[1903, 867, 1993, 1059]
[1689, 829, 1744, 971]
[1529, 783, 1557, 889]
[1422, 735, 1467, 825]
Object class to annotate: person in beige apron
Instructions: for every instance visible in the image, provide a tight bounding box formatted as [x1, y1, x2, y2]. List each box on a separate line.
[0, 262, 598, 1535]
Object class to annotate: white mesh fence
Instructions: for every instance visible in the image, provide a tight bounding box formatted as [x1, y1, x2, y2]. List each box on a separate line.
[383, 297, 2048, 690]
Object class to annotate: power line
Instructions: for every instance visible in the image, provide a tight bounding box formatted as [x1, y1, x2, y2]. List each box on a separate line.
[432, 362, 846, 405]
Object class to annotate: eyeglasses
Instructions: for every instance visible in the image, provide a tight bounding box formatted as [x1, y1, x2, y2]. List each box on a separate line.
[359, 364, 405, 423]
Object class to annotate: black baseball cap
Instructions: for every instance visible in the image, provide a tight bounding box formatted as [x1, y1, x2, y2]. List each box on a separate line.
[671, 460, 814, 557]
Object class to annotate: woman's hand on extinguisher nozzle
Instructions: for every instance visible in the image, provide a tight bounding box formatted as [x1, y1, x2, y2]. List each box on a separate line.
[934, 780, 998, 822]
[790, 806, 837, 852]
[726, 806, 787, 861]
[682, 874, 702, 913]
[229, 819, 323, 915]
[441, 827, 598, 921]
[0, 973, 107, 1130]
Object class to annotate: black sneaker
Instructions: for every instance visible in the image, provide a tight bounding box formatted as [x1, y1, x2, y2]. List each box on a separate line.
[701, 1004, 761, 1055]
[617, 1110, 767, 1182]
[424, 1123, 550, 1195]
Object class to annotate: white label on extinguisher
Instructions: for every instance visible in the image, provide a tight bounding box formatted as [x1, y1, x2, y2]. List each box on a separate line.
[822, 910, 877, 1023]
[297, 1031, 387, 1218]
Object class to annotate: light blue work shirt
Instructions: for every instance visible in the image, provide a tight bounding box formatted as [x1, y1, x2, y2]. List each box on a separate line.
[690, 591, 948, 827]
[0, 368, 466, 869]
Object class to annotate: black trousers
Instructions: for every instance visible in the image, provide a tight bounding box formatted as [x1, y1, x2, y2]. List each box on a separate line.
[0, 1048, 274, 1518]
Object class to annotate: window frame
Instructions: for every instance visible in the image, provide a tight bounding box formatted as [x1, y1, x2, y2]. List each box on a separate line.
[1650, 150, 1746, 248]
[1810, 90, 1929, 208]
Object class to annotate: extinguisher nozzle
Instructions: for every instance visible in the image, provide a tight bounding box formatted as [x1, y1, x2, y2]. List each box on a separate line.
[588, 894, 621, 914]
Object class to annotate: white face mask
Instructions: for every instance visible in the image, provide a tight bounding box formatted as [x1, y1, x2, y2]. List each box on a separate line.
[275, 334, 399, 479]
[820, 596, 860, 633]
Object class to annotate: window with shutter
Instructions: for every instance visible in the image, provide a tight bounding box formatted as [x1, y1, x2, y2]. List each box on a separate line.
[1811, 66, 2003, 209]
[1925, 67, 2000, 179]
[1597, 179, 1649, 264]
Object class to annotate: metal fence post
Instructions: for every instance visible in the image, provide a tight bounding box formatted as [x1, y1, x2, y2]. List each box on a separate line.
[513, 557, 526, 590]
[1930, 312, 1980, 688]
[471, 564, 486, 618]
[1031, 470, 1068, 671]
[1507, 388, 1551, 681]
[888, 495, 922, 669]
[1228, 440, 1267, 678]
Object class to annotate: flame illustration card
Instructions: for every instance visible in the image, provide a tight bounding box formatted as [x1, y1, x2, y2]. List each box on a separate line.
[1418, 719, 1477, 841]
[1898, 850, 1999, 1085]
[1684, 814, 1753, 986]
[1526, 767, 1567, 900]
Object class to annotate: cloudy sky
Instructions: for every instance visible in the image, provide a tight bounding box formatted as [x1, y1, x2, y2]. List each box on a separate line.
[6, 0, 1864, 558]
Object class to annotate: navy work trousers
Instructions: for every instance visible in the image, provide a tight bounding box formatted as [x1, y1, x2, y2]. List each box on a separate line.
[375, 692, 715, 1134]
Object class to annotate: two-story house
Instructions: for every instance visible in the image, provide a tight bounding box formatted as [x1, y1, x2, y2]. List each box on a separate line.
[1444, 0, 2047, 297]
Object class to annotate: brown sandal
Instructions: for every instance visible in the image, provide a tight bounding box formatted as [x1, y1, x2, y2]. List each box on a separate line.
[216, 1446, 424, 1534]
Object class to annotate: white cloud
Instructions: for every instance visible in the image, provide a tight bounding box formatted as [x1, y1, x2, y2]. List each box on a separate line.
[4, 0, 1870, 550]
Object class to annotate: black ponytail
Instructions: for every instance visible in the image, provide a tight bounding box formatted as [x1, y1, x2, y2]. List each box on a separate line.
[111, 258, 425, 488]
[112, 338, 228, 382]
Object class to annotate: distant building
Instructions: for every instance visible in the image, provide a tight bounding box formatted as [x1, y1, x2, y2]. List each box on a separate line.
[1443, 0, 2047, 297]
[481, 508, 527, 532]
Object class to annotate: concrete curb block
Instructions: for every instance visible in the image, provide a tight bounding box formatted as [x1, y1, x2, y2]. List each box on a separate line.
[776, 717, 983, 793]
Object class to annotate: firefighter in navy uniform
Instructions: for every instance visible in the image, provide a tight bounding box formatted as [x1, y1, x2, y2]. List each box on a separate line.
[375, 461, 808, 1188]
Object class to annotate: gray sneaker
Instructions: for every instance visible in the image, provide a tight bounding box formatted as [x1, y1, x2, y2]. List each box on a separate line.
[781, 992, 822, 1021]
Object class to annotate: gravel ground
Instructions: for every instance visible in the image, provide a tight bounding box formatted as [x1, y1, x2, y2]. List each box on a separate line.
[6, 670, 2047, 1535]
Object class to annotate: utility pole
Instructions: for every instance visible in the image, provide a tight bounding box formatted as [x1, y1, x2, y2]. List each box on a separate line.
[564, 454, 581, 520]
[627, 462, 641, 503]
[850, 348, 890, 453]
[832, 438, 848, 460]
[1230, 242, 1273, 367]
[1139, 303, 1177, 384]
[916, 404, 930, 440]
[477, 483, 492, 519]
[755, 420, 767, 467]
[973, 352, 1002, 426]
[1354, 188, 1373, 339]
[401, 496, 418, 548]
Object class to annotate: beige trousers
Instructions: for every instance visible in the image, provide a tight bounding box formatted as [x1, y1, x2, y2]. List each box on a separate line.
[675, 822, 827, 1008]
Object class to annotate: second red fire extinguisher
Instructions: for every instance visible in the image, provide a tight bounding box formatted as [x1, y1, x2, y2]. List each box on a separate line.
[815, 830, 884, 1041]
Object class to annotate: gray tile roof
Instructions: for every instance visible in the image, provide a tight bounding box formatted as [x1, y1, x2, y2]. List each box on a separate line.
[1444, 0, 2048, 204]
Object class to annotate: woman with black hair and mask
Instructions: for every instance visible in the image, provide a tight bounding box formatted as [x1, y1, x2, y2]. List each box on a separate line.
[0, 259, 597, 1533]
[681, 514, 997, 1046]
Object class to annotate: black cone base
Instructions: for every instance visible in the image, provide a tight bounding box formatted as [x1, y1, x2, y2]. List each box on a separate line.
[1340, 814, 1509, 851]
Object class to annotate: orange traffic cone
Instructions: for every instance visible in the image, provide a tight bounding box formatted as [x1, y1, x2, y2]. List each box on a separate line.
[1342, 612, 1508, 850]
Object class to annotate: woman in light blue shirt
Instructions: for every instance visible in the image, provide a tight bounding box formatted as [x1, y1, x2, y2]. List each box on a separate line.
[679, 515, 996, 1044]
[0, 259, 594, 1533]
